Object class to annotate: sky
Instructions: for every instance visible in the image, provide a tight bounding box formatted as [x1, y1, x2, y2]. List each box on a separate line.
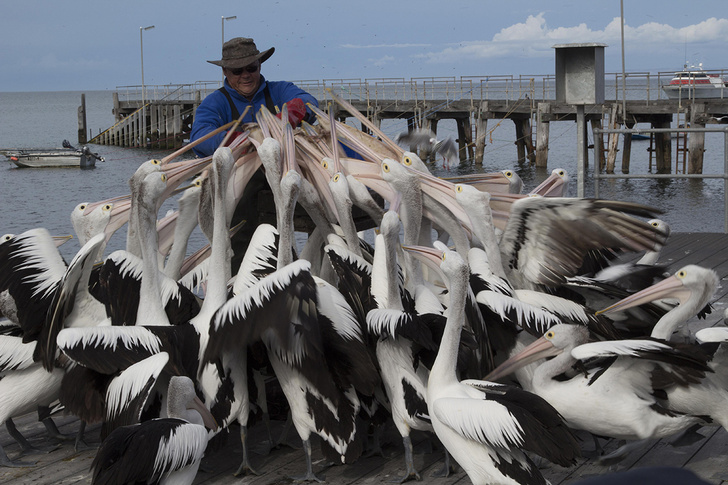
[2, 0, 727, 92]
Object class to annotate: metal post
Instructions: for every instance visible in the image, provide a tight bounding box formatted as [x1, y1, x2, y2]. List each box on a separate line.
[724, 128, 728, 233]
[140, 25, 155, 109]
[620, 0, 626, 122]
[577, 105, 586, 198]
[221, 16, 237, 82]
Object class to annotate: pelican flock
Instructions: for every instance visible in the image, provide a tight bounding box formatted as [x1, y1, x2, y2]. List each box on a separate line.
[0, 93, 725, 485]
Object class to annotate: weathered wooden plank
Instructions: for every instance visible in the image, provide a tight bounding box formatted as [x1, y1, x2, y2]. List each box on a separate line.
[683, 427, 728, 484]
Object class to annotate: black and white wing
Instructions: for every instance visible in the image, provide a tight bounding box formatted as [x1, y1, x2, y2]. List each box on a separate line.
[499, 197, 665, 289]
[91, 417, 208, 485]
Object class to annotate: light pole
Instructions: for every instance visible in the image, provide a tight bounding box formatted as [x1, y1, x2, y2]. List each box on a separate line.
[140, 25, 155, 109]
[221, 16, 237, 82]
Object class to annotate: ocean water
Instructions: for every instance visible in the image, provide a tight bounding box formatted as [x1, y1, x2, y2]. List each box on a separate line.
[0, 90, 726, 262]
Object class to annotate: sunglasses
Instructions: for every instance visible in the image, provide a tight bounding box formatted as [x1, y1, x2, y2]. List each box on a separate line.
[228, 64, 259, 75]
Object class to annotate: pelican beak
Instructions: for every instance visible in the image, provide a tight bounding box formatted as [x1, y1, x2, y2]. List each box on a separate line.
[82, 194, 132, 216]
[179, 243, 211, 279]
[530, 169, 568, 197]
[156, 212, 179, 258]
[283, 123, 298, 175]
[161, 157, 213, 200]
[402, 244, 445, 276]
[416, 170, 473, 230]
[161, 119, 237, 165]
[596, 273, 692, 315]
[52, 235, 73, 247]
[103, 198, 133, 244]
[188, 395, 219, 431]
[484, 334, 562, 382]
[443, 172, 514, 193]
[389, 191, 402, 214]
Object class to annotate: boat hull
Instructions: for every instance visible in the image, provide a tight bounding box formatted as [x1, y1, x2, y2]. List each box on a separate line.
[5, 148, 103, 169]
[662, 85, 727, 100]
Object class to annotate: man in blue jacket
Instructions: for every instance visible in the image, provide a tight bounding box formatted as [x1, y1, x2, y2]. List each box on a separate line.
[191, 37, 318, 273]
[191, 37, 318, 157]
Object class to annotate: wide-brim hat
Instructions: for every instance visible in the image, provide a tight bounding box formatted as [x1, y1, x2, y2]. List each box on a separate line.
[207, 37, 275, 69]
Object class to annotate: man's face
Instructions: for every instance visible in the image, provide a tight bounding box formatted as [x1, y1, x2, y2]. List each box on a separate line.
[224, 61, 261, 98]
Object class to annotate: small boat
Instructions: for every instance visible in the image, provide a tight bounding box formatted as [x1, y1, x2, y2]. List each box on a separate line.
[630, 133, 650, 140]
[3, 141, 104, 169]
[662, 63, 728, 100]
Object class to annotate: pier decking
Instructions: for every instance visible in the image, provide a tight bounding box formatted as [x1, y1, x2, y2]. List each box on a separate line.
[2, 231, 727, 484]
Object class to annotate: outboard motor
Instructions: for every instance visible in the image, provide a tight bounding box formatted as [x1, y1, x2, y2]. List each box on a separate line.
[79, 146, 104, 169]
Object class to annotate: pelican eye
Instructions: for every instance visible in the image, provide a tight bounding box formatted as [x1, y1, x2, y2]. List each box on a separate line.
[151, 159, 161, 166]
[333, 173, 340, 182]
[1, 235, 12, 242]
[456, 185, 463, 193]
[103, 204, 112, 211]
[505, 170, 513, 177]
[322, 160, 329, 169]
[195, 179, 202, 187]
[78, 204, 87, 211]
[441, 253, 446, 262]
[677, 270, 687, 279]
[651, 221, 659, 227]
[545, 330, 555, 339]
[403, 156, 412, 166]
[558, 170, 565, 176]
[161, 173, 167, 183]
[382, 163, 390, 173]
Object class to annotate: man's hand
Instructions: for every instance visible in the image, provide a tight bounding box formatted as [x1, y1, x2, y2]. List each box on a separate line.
[277, 98, 307, 126]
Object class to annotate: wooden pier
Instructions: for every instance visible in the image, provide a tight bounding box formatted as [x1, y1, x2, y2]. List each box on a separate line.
[84, 72, 728, 174]
[2, 231, 728, 484]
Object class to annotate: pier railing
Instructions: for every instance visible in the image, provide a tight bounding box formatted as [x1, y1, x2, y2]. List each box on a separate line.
[116, 68, 728, 108]
[592, 126, 728, 233]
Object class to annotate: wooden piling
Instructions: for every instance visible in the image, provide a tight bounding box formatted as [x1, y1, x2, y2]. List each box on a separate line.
[535, 102, 550, 168]
[621, 131, 632, 174]
[688, 103, 706, 174]
[591, 117, 605, 171]
[605, 104, 620, 174]
[654, 119, 673, 174]
[456, 117, 472, 162]
[77, 94, 87, 144]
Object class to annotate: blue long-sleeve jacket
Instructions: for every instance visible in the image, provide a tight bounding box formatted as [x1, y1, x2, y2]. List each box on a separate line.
[190, 76, 318, 157]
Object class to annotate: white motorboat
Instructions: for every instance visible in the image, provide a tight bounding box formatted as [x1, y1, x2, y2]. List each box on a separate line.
[3, 142, 104, 169]
[662, 63, 728, 100]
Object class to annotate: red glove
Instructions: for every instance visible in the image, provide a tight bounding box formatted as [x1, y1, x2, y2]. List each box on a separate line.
[276, 98, 307, 126]
[225, 130, 246, 144]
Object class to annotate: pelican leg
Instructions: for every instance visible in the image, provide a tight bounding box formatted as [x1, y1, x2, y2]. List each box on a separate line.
[393, 435, 421, 483]
[364, 424, 385, 458]
[5, 418, 60, 454]
[40, 415, 73, 442]
[233, 425, 260, 477]
[431, 448, 456, 478]
[254, 369, 273, 455]
[290, 438, 325, 482]
[275, 410, 301, 449]
[0, 443, 35, 468]
[74, 421, 91, 452]
[597, 439, 652, 466]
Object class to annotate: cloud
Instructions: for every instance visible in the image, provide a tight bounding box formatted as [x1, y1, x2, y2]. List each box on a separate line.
[417, 14, 728, 64]
[342, 43, 431, 49]
[369, 55, 395, 67]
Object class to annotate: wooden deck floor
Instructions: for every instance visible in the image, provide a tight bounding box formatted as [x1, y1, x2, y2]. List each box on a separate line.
[1, 232, 727, 484]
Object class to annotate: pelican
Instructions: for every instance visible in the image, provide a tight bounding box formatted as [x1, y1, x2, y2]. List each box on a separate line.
[596, 265, 728, 431]
[394, 128, 458, 169]
[203, 127, 380, 481]
[486, 323, 710, 443]
[597, 265, 718, 341]
[91, 374, 218, 485]
[405, 245, 580, 484]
